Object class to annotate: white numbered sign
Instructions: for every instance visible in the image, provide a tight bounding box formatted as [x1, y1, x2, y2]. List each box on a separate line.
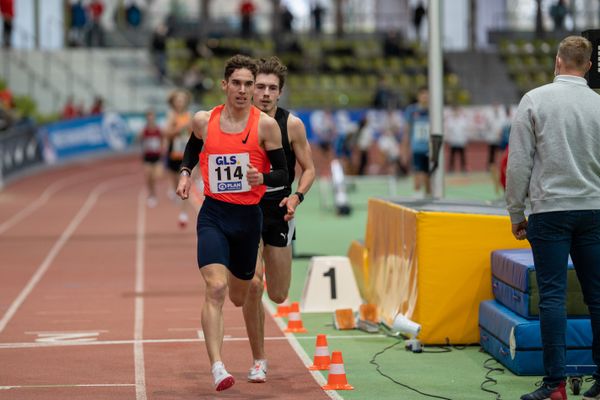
[208, 152, 250, 193]
[300, 256, 362, 313]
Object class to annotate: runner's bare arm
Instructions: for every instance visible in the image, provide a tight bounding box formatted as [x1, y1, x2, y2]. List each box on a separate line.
[280, 115, 315, 220]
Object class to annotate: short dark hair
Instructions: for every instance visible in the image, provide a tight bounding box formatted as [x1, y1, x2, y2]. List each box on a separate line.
[257, 56, 288, 90]
[224, 54, 258, 81]
[558, 36, 592, 71]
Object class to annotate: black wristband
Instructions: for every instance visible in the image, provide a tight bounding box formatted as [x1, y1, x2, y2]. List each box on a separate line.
[295, 192, 304, 203]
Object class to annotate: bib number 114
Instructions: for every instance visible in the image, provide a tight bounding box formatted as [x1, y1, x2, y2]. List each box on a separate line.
[214, 165, 243, 181]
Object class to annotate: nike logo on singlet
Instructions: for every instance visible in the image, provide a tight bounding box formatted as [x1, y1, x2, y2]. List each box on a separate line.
[241, 129, 251, 144]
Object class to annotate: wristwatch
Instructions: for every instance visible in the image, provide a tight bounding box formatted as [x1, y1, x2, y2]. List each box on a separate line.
[180, 169, 190, 177]
[294, 191, 304, 203]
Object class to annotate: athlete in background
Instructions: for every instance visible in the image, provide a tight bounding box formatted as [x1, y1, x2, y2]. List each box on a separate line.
[244, 56, 316, 383]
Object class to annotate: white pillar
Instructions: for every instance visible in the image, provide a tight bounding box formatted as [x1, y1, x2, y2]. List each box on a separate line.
[428, 0, 444, 199]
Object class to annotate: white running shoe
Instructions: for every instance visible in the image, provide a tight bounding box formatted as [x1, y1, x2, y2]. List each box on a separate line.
[247, 359, 267, 383]
[212, 361, 235, 391]
[146, 196, 158, 208]
[177, 212, 188, 228]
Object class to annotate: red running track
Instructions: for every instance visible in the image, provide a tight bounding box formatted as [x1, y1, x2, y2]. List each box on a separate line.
[0, 156, 331, 400]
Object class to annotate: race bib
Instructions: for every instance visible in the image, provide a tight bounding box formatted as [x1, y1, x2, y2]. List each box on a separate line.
[170, 132, 188, 159]
[208, 153, 250, 193]
[413, 120, 430, 142]
[143, 137, 161, 153]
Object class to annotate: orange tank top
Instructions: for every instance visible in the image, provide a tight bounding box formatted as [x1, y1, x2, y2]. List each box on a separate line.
[200, 105, 270, 205]
[168, 111, 192, 160]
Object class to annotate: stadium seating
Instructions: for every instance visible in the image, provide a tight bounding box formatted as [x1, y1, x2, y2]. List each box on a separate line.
[165, 35, 471, 108]
[498, 38, 559, 95]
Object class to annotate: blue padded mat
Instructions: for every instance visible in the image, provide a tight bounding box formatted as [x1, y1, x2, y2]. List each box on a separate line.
[479, 300, 593, 376]
[491, 249, 587, 318]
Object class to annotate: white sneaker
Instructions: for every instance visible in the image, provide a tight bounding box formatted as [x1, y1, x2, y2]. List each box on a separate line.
[211, 361, 235, 391]
[247, 359, 267, 383]
[177, 212, 188, 228]
[146, 196, 158, 208]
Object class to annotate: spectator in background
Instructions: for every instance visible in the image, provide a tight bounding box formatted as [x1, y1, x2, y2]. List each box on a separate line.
[68, 0, 87, 47]
[280, 4, 294, 34]
[182, 63, 207, 104]
[403, 86, 431, 197]
[310, 108, 336, 174]
[151, 22, 169, 83]
[125, 0, 143, 28]
[445, 105, 468, 173]
[61, 97, 78, 120]
[499, 106, 512, 153]
[0, 83, 12, 110]
[0, 0, 13, 49]
[0, 83, 14, 130]
[486, 103, 507, 194]
[355, 116, 373, 175]
[378, 108, 406, 177]
[497, 106, 512, 190]
[87, 0, 105, 47]
[311, 1, 325, 35]
[549, 0, 568, 31]
[90, 96, 104, 115]
[372, 75, 399, 110]
[383, 30, 414, 58]
[239, 0, 256, 36]
[412, 1, 426, 43]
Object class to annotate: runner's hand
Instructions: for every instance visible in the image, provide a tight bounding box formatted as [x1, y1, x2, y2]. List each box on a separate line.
[176, 176, 191, 200]
[279, 196, 298, 221]
[247, 164, 263, 186]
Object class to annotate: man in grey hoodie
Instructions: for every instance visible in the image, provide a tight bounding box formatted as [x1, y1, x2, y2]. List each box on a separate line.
[506, 35, 600, 400]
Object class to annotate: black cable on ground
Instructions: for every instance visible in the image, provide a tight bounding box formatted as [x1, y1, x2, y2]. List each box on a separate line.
[480, 357, 504, 400]
[369, 340, 454, 400]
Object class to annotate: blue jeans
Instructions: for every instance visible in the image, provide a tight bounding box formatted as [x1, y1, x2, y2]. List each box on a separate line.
[527, 210, 600, 385]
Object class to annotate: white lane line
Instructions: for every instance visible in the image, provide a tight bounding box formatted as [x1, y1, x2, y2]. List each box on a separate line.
[0, 175, 137, 335]
[0, 383, 136, 390]
[0, 334, 385, 349]
[263, 301, 345, 400]
[134, 190, 147, 400]
[35, 310, 111, 315]
[0, 167, 120, 235]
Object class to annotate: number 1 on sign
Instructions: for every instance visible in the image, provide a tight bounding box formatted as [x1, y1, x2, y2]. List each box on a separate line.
[323, 267, 337, 299]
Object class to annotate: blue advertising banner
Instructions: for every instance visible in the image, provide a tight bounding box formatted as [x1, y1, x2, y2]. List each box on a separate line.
[38, 112, 138, 164]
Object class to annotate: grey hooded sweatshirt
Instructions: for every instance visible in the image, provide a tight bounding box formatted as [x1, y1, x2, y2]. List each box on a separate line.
[505, 75, 600, 224]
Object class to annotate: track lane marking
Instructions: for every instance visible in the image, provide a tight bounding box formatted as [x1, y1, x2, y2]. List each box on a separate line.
[0, 175, 137, 335]
[0, 165, 129, 235]
[134, 190, 147, 400]
[0, 334, 385, 349]
[0, 383, 136, 390]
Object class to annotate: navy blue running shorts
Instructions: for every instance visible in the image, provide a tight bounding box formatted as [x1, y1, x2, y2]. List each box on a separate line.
[197, 196, 262, 280]
[412, 152, 429, 173]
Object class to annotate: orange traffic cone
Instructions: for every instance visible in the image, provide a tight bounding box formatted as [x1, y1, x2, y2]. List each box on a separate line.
[273, 299, 290, 318]
[308, 334, 330, 370]
[322, 351, 354, 390]
[284, 302, 307, 333]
